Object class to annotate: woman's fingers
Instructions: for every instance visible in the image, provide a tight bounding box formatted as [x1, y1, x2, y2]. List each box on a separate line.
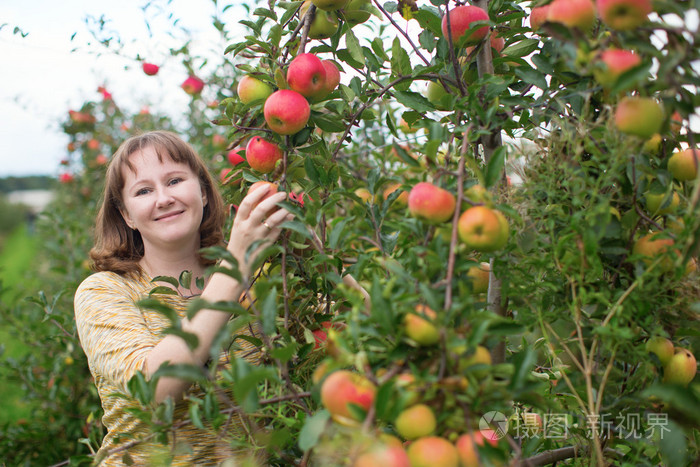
[236, 185, 278, 220]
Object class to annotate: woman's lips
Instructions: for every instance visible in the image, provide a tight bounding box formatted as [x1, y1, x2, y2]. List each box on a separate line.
[156, 210, 184, 221]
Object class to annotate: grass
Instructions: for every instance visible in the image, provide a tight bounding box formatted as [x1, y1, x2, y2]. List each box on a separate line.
[0, 223, 40, 423]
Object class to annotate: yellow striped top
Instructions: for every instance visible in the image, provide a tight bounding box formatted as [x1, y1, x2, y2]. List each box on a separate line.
[74, 271, 261, 466]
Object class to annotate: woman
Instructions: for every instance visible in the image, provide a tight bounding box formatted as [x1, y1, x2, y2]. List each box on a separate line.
[74, 130, 291, 465]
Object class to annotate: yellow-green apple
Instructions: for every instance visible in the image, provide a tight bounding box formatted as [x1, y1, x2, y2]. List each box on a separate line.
[464, 184, 490, 204]
[408, 182, 456, 223]
[645, 190, 680, 216]
[425, 81, 454, 111]
[662, 348, 697, 386]
[594, 49, 642, 87]
[245, 137, 283, 173]
[344, 0, 372, 25]
[668, 148, 700, 181]
[320, 370, 376, 424]
[458, 206, 509, 252]
[596, 0, 652, 30]
[460, 345, 492, 371]
[466, 261, 490, 294]
[264, 89, 310, 135]
[355, 188, 377, 204]
[646, 336, 674, 365]
[404, 304, 440, 346]
[547, 0, 596, 30]
[395, 404, 436, 440]
[301, 1, 340, 39]
[354, 443, 410, 467]
[643, 134, 662, 154]
[142, 62, 159, 76]
[181, 75, 205, 95]
[406, 436, 459, 467]
[383, 182, 409, 206]
[320, 60, 341, 97]
[614, 97, 664, 139]
[311, 0, 349, 11]
[632, 233, 676, 272]
[455, 431, 498, 467]
[441, 5, 490, 47]
[398, 117, 418, 134]
[237, 75, 273, 104]
[287, 53, 328, 100]
[529, 4, 550, 30]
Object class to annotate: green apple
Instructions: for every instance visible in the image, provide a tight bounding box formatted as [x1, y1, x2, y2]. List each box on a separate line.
[301, 1, 339, 39]
[645, 190, 680, 216]
[343, 0, 372, 25]
[614, 97, 664, 139]
[663, 348, 697, 386]
[311, 0, 349, 11]
[395, 404, 436, 440]
[668, 148, 699, 182]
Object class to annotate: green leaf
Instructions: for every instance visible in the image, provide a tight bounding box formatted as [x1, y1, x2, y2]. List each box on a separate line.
[658, 419, 687, 467]
[344, 28, 364, 65]
[152, 363, 207, 384]
[298, 410, 331, 451]
[304, 156, 321, 184]
[502, 39, 539, 58]
[151, 275, 180, 288]
[514, 66, 547, 91]
[484, 146, 507, 189]
[312, 113, 347, 133]
[393, 90, 433, 113]
[611, 62, 652, 95]
[189, 403, 206, 430]
[261, 286, 278, 336]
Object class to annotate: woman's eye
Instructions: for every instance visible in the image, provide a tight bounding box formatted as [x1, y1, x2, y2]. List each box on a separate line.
[169, 177, 183, 186]
[136, 188, 149, 196]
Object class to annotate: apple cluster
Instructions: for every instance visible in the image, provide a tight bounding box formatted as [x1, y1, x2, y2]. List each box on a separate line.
[646, 336, 697, 387]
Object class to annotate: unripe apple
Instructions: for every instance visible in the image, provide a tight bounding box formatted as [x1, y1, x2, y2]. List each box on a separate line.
[237, 75, 274, 104]
[645, 336, 674, 366]
[404, 304, 440, 346]
[645, 191, 680, 216]
[464, 184, 490, 204]
[406, 436, 459, 467]
[643, 134, 662, 154]
[354, 444, 411, 467]
[596, 0, 652, 31]
[343, 0, 372, 25]
[287, 53, 328, 100]
[425, 81, 454, 111]
[460, 345, 492, 371]
[662, 348, 697, 386]
[320, 370, 376, 424]
[594, 49, 642, 87]
[529, 5, 550, 30]
[441, 5, 490, 47]
[245, 137, 283, 173]
[408, 182, 456, 223]
[264, 89, 310, 135]
[181, 75, 205, 95]
[311, 0, 349, 11]
[395, 404, 437, 440]
[548, 0, 596, 30]
[466, 261, 490, 294]
[457, 206, 509, 252]
[614, 97, 664, 139]
[301, 1, 340, 39]
[142, 62, 159, 76]
[668, 148, 700, 182]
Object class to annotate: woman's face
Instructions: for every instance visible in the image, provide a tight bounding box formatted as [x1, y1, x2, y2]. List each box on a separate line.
[119, 146, 207, 255]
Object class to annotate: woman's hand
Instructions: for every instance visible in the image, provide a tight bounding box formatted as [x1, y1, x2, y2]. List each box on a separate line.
[226, 185, 292, 277]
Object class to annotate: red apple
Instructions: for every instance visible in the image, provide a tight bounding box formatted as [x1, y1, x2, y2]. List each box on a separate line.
[668, 148, 700, 182]
[465, 33, 505, 56]
[264, 89, 311, 135]
[529, 4, 551, 30]
[181, 76, 205, 95]
[312, 321, 346, 350]
[408, 182, 456, 223]
[441, 5, 490, 47]
[227, 147, 246, 167]
[547, 0, 596, 30]
[87, 138, 100, 150]
[321, 60, 341, 97]
[455, 431, 498, 467]
[597, 0, 652, 30]
[95, 154, 108, 165]
[395, 404, 436, 440]
[594, 49, 642, 87]
[404, 304, 440, 346]
[142, 62, 159, 76]
[383, 182, 409, 206]
[212, 134, 227, 149]
[320, 370, 376, 424]
[237, 75, 274, 104]
[59, 173, 74, 184]
[245, 137, 283, 173]
[663, 348, 697, 386]
[406, 437, 459, 467]
[354, 444, 410, 467]
[614, 97, 664, 139]
[248, 180, 278, 199]
[287, 53, 328, 100]
[457, 206, 509, 252]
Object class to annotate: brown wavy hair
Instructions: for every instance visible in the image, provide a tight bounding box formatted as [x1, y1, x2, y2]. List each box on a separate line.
[90, 130, 225, 276]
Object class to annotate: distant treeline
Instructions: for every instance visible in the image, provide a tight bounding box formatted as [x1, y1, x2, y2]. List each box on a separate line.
[0, 176, 55, 193]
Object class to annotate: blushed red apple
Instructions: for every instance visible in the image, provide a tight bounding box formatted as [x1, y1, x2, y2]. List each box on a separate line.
[441, 5, 489, 47]
[237, 75, 274, 104]
[597, 0, 652, 30]
[245, 137, 283, 173]
[264, 89, 311, 135]
[408, 182, 456, 223]
[181, 76, 205, 95]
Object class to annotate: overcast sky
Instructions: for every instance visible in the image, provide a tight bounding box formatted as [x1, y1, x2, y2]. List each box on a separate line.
[0, 0, 245, 178]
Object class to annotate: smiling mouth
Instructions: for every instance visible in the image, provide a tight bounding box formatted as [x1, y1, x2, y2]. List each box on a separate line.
[156, 211, 184, 221]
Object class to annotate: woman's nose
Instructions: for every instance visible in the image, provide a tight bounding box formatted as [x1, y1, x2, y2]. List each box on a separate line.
[155, 187, 175, 207]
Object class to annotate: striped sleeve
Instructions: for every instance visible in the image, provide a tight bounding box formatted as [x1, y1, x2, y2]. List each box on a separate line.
[74, 272, 156, 394]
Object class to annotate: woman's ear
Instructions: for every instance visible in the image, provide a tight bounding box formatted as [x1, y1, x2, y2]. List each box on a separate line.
[201, 189, 208, 207]
[120, 208, 136, 230]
